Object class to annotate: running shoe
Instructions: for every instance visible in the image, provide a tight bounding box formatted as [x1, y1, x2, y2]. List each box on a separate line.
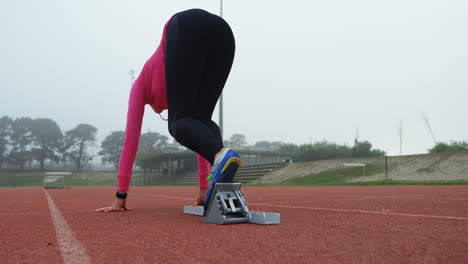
[203, 149, 242, 214]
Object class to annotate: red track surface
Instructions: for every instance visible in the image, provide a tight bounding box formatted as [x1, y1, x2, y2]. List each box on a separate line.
[1, 186, 468, 263]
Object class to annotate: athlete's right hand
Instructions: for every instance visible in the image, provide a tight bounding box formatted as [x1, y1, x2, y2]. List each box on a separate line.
[94, 197, 132, 212]
[192, 188, 208, 206]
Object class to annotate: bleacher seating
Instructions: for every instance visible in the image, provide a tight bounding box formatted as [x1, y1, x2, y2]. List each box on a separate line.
[172, 162, 286, 185]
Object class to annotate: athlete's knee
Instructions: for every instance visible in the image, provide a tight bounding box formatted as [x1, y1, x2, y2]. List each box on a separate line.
[168, 119, 179, 139]
[168, 122, 175, 139]
[169, 117, 188, 143]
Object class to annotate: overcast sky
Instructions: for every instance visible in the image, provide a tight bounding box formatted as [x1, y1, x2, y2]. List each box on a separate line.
[1, 0, 467, 156]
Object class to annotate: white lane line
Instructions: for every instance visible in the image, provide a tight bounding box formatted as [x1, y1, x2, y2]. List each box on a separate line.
[130, 193, 468, 221]
[0, 212, 42, 216]
[61, 210, 95, 214]
[0, 211, 93, 216]
[277, 193, 468, 201]
[364, 195, 468, 201]
[44, 190, 92, 264]
[249, 203, 468, 221]
[250, 192, 468, 201]
[66, 188, 468, 220]
[70, 188, 468, 201]
[310, 195, 468, 201]
[134, 193, 193, 201]
[70, 189, 194, 201]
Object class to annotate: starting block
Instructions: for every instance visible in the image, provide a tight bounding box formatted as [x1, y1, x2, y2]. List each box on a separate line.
[183, 182, 280, 225]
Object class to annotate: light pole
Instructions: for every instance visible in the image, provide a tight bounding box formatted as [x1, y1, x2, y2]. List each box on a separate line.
[129, 70, 135, 85]
[218, 0, 224, 139]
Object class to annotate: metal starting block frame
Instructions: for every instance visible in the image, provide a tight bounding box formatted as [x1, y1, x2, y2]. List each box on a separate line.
[184, 182, 280, 225]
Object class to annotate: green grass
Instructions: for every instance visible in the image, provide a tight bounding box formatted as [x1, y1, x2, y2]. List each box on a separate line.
[289, 178, 468, 186]
[284, 163, 468, 186]
[2, 166, 467, 188]
[287, 163, 386, 186]
[0, 171, 186, 188]
[0, 174, 44, 187]
[0, 172, 118, 188]
[245, 180, 468, 187]
[337, 179, 468, 186]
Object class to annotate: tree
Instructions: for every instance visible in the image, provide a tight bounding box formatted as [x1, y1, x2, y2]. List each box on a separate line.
[8, 117, 34, 169]
[137, 131, 169, 154]
[295, 140, 347, 161]
[254, 141, 283, 151]
[270, 141, 283, 151]
[0, 116, 12, 168]
[169, 139, 184, 150]
[351, 140, 386, 158]
[428, 141, 468, 153]
[280, 143, 299, 154]
[31, 118, 63, 170]
[133, 131, 169, 171]
[254, 141, 271, 150]
[229, 133, 247, 147]
[282, 140, 385, 162]
[134, 131, 170, 172]
[98, 131, 125, 170]
[62, 124, 98, 172]
[451, 141, 468, 151]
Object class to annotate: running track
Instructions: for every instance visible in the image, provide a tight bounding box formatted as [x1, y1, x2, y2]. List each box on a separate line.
[1, 186, 468, 263]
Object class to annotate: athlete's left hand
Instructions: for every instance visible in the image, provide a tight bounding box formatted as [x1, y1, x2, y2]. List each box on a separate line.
[94, 197, 132, 212]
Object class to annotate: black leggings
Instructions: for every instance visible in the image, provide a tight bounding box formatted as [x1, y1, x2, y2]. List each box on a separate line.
[165, 9, 235, 164]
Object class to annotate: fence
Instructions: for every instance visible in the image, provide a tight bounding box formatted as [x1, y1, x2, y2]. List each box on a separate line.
[344, 152, 468, 182]
[0, 171, 119, 188]
[274, 151, 468, 185]
[1, 151, 467, 187]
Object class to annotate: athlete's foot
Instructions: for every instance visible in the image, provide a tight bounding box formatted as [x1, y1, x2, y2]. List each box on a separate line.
[204, 148, 242, 214]
[213, 147, 227, 165]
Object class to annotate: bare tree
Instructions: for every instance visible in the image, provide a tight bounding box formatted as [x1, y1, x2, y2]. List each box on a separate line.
[9, 117, 34, 169]
[354, 128, 360, 158]
[0, 116, 12, 168]
[98, 131, 125, 170]
[229, 133, 247, 147]
[62, 124, 98, 172]
[422, 113, 437, 145]
[31, 118, 63, 170]
[129, 70, 135, 86]
[398, 118, 404, 156]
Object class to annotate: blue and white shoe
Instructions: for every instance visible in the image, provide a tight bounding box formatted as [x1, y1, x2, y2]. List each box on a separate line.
[203, 149, 242, 214]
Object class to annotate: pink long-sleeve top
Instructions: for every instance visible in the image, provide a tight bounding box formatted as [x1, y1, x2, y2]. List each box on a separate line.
[117, 16, 210, 192]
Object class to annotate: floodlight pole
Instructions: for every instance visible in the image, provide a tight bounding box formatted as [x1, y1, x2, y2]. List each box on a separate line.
[218, 0, 224, 139]
[129, 70, 135, 85]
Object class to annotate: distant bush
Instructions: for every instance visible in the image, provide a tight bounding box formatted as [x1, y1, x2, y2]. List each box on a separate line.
[280, 140, 386, 162]
[428, 141, 468, 153]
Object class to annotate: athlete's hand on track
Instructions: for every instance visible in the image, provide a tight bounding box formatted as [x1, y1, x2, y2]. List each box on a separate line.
[94, 197, 131, 212]
[192, 188, 208, 206]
